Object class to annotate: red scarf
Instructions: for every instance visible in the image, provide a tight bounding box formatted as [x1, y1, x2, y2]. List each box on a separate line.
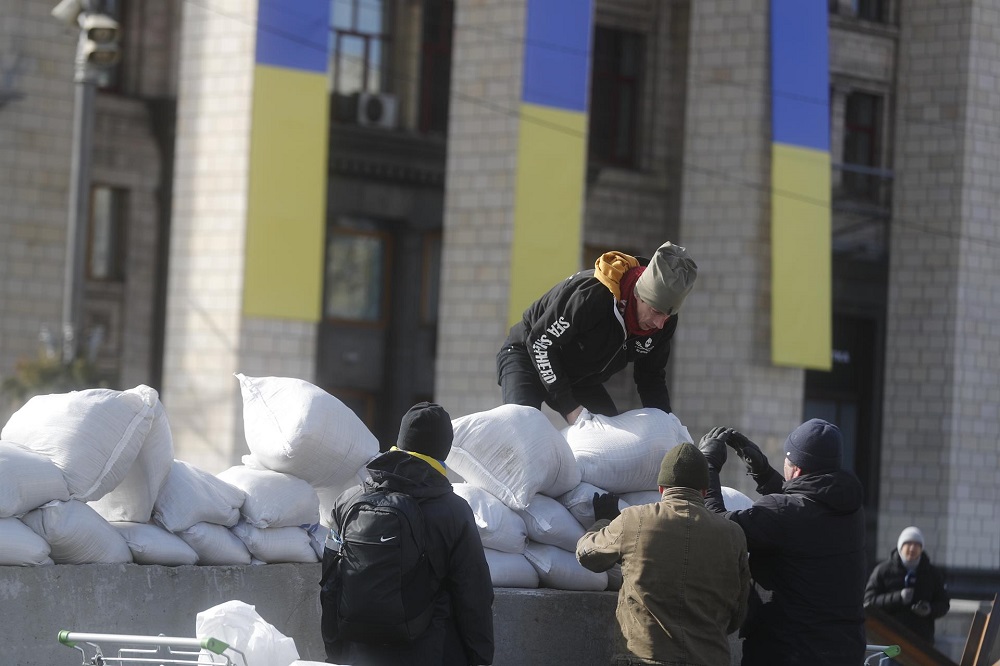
[619, 266, 654, 336]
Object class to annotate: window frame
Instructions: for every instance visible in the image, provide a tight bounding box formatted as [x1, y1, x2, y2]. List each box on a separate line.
[588, 25, 645, 169]
[329, 0, 393, 95]
[322, 226, 393, 328]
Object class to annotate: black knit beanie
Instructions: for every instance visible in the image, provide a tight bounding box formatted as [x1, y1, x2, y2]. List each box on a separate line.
[396, 402, 453, 461]
[657, 442, 710, 490]
[784, 418, 842, 473]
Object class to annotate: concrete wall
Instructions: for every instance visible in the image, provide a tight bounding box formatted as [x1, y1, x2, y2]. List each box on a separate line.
[0, 563, 625, 666]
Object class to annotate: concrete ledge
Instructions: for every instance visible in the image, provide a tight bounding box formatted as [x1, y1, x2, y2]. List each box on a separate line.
[0, 563, 624, 666]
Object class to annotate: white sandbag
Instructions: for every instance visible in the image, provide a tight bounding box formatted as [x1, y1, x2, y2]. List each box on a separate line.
[196, 600, 299, 666]
[217, 466, 320, 529]
[0, 517, 53, 566]
[484, 548, 538, 588]
[619, 490, 662, 506]
[447, 405, 573, 510]
[1, 385, 158, 501]
[557, 482, 627, 528]
[89, 400, 174, 523]
[517, 495, 586, 553]
[236, 374, 379, 488]
[232, 520, 318, 563]
[315, 466, 370, 529]
[0, 440, 70, 517]
[22, 500, 132, 564]
[111, 521, 199, 565]
[524, 542, 608, 591]
[563, 409, 692, 493]
[722, 486, 754, 511]
[153, 460, 246, 533]
[177, 522, 252, 565]
[453, 483, 528, 554]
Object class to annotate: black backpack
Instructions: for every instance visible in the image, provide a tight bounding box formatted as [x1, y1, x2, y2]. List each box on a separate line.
[321, 487, 437, 646]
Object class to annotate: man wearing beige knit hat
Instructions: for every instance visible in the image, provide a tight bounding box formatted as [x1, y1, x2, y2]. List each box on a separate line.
[577, 443, 749, 665]
[497, 241, 697, 424]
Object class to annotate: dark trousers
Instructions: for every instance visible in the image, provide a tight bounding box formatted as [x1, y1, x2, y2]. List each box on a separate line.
[496, 343, 619, 418]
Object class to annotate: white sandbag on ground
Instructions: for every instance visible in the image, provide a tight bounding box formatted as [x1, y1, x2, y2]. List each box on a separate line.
[89, 399, 174, 523]
[0, 440, 70, 517]
[232, 520, 318, 563]
[218, 466, 320, 529]
[153, 460, 246, 533]
[111, 522, 199, 566]
[484, 548, 539, 588]
[557, 482, 627, 528]
[524, 542, 608, 592]
[0, 517, 53, 566]
[1, 385, 158, 501]
[236, 374, 379, 488]
[177, 522, 252, 565]
[448, 405, 576, 510]
[453, 483, 528, 554]
[563, 409, 692, 493]
[22, 500, 132, 564]
[722, 486, 754, 510]
[517, 495, 586, 553]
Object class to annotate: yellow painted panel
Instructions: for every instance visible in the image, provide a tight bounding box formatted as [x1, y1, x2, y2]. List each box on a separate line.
[508, 103, 588, 326]
[244, 65, 330, 321]
[771, 142, 832, 370]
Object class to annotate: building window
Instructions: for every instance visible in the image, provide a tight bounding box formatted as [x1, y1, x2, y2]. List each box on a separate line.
[853, 0, 887, 22]
[420, 232, 441, 324]
[324, 227, 390, 323]
[330, 0, 390, 95]
[87, 185, 127, 281]
[588, 27, 643, 168]
[841, 92, 883, 201]
[419, 0, 453, 134]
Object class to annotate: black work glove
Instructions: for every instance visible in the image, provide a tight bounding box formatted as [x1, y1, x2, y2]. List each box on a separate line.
[698, 426, 729, 471]
[911, 601, 931, 617]
[724, 429, 770, 478]
[592, 492, 621, 522]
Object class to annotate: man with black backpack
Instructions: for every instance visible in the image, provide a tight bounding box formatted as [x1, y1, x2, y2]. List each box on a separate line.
[321, 402, 494, 665]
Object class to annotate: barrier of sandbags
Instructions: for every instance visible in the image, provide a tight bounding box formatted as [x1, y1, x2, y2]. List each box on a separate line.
[2, 385, 158, 501]
[0, 517, 53, 566]
[177, 522, 252, 565]
[0, 440, 69, 518]
[218, 466, 320, 529]
[153, 460, 245, 533]
[453, 483, 528, 554]
[517, 495, 586, 553]
[557, 482, 627, 528]
[111, 521, 199, 566]
[231, 520, 318, 564]
[524, 542, 608, 592]
[236, 374, 379, 489]
[448, 405, 580, 511]
[22, 500, 132, 564]
[90, 399, 174, 523]
[484, 548, 538, 588]
[563, 408, 692, 493]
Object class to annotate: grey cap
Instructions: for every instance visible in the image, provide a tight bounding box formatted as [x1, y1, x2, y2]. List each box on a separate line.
[634, 242, 698, 315]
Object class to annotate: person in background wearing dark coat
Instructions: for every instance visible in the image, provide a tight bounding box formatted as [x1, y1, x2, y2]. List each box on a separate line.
[864, 526, 950, 643]
[699, 419, 867, 666]
[321, 403, 494, 665]
[577, 442, 750, 666]
[497, 241, 697, 424]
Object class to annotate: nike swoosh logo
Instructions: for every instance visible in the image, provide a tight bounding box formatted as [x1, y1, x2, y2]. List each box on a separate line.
[380, 536, 396, 542]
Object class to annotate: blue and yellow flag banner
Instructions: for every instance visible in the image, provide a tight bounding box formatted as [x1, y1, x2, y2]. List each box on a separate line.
[770, 0, 832, 370]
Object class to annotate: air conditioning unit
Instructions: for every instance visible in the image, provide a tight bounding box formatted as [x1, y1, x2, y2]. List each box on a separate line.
[356, 92, 398, 129]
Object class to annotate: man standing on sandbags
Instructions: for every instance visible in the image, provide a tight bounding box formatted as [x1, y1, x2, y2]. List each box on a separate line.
[320, 402, 494, 665]
[576, 443, 750, 666]
[497, 241, 697, 424]
[699, 420, 867, 666]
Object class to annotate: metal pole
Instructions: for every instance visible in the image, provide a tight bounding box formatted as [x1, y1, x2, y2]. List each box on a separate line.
[61, 30, 96, 363]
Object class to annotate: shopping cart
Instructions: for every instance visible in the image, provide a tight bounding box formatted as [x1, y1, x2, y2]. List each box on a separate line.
[864, 643, 902, 665]
[58, 630, 247, 666]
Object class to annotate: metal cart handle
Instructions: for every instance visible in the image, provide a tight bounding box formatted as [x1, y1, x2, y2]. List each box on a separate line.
[58, 630, 230, 655]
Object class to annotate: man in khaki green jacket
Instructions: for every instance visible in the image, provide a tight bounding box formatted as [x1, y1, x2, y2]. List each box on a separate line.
[576, 440, 750, 666]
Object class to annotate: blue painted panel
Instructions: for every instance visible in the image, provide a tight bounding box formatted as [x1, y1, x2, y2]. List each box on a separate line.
[256, 0, 330, 74]
[522, 0, 593, 112]
[771, 0, 829, 151]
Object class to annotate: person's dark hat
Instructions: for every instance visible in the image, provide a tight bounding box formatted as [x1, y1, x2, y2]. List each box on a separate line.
[784, 418, 842, 473]
[657, 442, 709, 490]
[397, 402, 453, 461]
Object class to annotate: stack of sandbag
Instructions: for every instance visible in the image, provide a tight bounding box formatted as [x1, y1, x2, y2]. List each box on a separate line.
[234, 374, 378, 529]
[1, 385, 163, 565]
